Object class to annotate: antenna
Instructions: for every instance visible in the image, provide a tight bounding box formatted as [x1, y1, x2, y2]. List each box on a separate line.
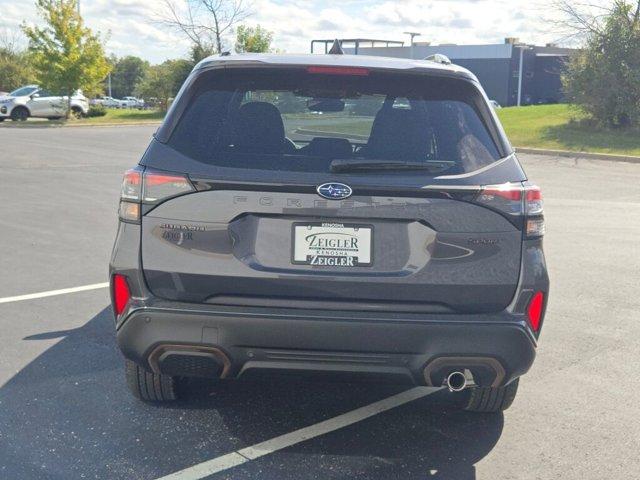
[328, 39, 344, 55]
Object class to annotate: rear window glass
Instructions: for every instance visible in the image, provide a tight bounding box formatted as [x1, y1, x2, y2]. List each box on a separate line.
[167, 68, 502, 175]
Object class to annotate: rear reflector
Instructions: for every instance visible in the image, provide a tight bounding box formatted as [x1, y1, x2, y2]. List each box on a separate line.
[527, 291, 545, 332]
[112, 274, 131, 316]
[307, 66, 370, 76]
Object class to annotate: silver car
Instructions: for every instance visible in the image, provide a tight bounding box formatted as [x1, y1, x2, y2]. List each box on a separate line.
[0, 85, 89, 121]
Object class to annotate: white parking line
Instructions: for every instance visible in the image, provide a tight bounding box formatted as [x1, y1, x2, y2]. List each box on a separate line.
[156, 386, 437, 480]
[0, 282, 109, 304]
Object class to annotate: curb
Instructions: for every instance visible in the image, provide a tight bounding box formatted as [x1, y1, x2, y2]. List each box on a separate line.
[515, 147, 640, 164]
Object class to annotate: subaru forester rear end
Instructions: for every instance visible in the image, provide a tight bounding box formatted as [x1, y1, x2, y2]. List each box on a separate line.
[110, 53, 549, 412]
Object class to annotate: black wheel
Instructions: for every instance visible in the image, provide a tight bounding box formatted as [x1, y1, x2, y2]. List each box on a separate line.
[11, 106, 29, 121]
[70, 107, 83, 119]
[464, 378, 519, 413]
[0, 117, 5, 122]
[48, 117, 63, 121]
[125, 359, 181, 403]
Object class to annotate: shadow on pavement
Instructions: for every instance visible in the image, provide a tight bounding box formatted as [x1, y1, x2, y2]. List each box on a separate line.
[0, 306, 503, 480]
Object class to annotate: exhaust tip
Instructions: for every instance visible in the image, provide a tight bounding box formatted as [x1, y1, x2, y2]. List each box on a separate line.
[446, 371, 468, 392]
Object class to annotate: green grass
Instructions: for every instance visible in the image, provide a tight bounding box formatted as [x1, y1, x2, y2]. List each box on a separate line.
[497, 104, 640, 156]
[294, 104, 640, 157]
[77, 108, 165, 124]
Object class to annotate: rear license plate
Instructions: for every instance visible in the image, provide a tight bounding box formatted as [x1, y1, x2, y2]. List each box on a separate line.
[292, 222, 373, 267]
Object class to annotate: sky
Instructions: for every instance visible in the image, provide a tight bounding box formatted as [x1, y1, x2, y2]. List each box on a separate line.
[0, 0, 586, 64]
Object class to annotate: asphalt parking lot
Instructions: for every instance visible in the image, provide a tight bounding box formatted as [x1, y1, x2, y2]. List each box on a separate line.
[1, 125, 639, 480]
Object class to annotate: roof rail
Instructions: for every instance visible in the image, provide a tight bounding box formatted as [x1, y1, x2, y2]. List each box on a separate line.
[425, 53, 452, 65]
[328, 39, 344, 55]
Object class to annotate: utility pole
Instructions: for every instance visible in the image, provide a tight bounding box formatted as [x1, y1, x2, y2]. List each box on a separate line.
[517, 45, 531, 107]
[77, 0, 80, 15]
[403, 32, 421, 59]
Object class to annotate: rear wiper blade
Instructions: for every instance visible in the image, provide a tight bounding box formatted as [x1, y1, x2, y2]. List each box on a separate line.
[330, 158, 450, 173]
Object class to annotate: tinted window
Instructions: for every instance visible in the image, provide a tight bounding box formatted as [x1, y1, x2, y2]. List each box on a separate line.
[168, 68, 502, 175]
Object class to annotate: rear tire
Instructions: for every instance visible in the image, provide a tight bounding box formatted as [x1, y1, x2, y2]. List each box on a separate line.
[70, 107, 83, 119]
[125, 359, 181, 403]
[11, 106, 29, 121]
[464, 378, 519, 413]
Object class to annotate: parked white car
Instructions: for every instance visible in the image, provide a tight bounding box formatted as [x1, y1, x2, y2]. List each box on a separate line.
[95, 96, 126, 108]
[0, 85, 89, 121]
[122, 96, 145, 109]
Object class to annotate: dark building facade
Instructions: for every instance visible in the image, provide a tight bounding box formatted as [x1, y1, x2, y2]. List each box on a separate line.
[341, 40, 576, 107]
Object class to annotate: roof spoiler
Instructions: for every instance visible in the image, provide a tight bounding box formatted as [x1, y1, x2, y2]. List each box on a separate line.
[425, 53, 452, 65]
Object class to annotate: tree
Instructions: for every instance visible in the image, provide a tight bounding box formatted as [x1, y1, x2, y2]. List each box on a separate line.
[22, 0, 111, 117]
[0, 29, 36, 92]
[135, 59, 192, 111]
[558, 1, 640, 127]
[235, 25, 273, 53]
[110, 56, 150, 98]
[157, 0, 251, 55]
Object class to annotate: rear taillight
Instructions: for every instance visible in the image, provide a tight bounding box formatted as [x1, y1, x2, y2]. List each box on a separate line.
[474, 183, 545, 238]
[526, 291, 545, 332]
[118, 167, 194, 223]
[112, 274, 131, 316]
[475, 183, 524, 216]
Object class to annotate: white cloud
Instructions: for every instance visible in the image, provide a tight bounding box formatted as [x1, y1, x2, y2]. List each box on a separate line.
[0, 0, 612, 62]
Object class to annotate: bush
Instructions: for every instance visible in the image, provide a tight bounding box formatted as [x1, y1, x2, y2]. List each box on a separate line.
[87, 104, 107, 117]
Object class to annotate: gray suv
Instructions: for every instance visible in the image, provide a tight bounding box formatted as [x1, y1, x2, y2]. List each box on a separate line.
[110, 53, 549, 413]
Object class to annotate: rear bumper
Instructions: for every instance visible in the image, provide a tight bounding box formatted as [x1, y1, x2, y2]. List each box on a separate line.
[116, 299, 537, 387]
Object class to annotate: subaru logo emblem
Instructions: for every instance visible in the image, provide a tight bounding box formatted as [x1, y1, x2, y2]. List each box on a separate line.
[317, 183, 352, 200]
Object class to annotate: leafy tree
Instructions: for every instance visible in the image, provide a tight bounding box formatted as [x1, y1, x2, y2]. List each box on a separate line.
[22, 0, 111, 117]
[110, 56, 150, 98]
[560, 1, 640, 127]
[190, 43, 217, 64]
[0, 49, 36, 93]
[0, 29, 36, 92]
[135, 59, 192, 111]
[235, 25, 273, 53]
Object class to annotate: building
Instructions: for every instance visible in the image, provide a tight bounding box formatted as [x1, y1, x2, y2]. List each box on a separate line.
[314, 38, 576, 107]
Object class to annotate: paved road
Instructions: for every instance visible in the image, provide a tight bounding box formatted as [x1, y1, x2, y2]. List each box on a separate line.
[0, 126, 639, 480]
